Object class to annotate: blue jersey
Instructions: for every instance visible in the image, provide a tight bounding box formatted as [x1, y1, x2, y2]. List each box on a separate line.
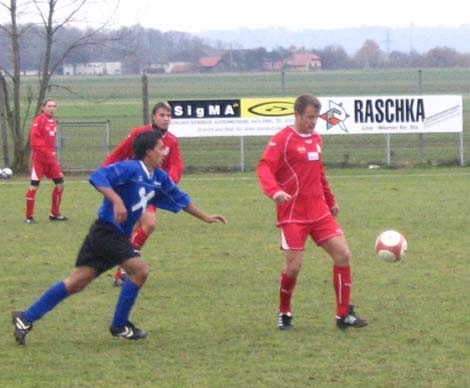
[89, 160, 191, 237]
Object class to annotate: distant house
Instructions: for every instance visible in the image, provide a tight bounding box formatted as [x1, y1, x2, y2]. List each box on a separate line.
[284, 53, 321, 71]
[166, 62, 193, 74]
[197, 56, 230, 72]
[141, 64, 166, 74]
[63, 62, 122, 76]
[262, 60, 284, 71]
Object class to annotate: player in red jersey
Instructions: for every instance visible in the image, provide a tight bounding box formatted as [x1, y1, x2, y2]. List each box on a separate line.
[25, 98, 68, 223]
[257, 94, 367, 330]
[103, 101, 184, 285]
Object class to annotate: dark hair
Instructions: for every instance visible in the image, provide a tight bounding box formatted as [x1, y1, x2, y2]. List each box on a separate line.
[41, 98, 56, 107]
[294, 94, 321, 114]
[132, 130, 162, 160]
[151, 101, 172, 115]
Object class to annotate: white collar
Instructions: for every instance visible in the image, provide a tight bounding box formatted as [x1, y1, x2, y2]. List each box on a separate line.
[139, 161, 153, 179]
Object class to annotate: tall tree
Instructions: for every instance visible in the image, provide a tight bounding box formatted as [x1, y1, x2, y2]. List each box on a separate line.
[0, 0, 117, 171]
[354, 39, 383, 68]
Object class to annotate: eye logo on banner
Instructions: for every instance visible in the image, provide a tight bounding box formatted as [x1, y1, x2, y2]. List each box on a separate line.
[247, 101, 294, 117]
[319, 100, 350, 133]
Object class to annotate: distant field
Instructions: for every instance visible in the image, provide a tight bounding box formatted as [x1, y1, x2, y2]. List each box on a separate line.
[11, 68, 470, 170]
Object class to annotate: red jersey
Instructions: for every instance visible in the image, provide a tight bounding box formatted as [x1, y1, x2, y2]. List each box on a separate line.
[103, 125, 184, 183]
[257, 126, 336, 226]
[30, 112, 57, 157]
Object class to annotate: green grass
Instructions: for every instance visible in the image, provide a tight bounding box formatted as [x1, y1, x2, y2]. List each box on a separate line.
[1, 168, 469, 387]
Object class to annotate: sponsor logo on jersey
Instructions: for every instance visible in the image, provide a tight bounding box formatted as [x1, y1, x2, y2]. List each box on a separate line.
[308, 152, 319, 161]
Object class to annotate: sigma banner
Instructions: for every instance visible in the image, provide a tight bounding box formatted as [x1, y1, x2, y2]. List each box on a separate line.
[168, 95, 463, 137]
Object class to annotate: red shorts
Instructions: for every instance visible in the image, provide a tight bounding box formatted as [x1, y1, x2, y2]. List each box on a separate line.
[30, 152, 63, 181]
[279, 215, 344, 250]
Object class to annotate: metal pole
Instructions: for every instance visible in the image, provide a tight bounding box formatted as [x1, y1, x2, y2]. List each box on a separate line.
[56, 124, 62, 163]
[106, 120, 111, 154]
[240, 136, 245, 172]
[142, 73, 149, 125]
[386, 134, 391, 165]
[418, 69, 424, 163]
[281, 71, 286, 96]
[460, 131, 464, 166]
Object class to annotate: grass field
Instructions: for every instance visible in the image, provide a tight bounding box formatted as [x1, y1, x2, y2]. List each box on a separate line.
[1, 168, 469, 387]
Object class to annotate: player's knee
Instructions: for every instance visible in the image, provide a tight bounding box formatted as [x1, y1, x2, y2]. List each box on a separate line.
[334, 249, 351, 266]
[52, 178, 64, 190]
[64, 277, 88, 294]
[133, 266, 149, 285]
[142, 215, 157, 234]
[286, 261, 302, 277]
[126, 260, 149, 285]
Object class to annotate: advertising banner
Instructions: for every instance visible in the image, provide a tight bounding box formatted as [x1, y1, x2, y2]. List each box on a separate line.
[169, 95, 462, 137]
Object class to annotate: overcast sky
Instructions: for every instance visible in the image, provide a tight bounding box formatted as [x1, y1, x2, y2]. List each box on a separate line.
[1, 0, 468, 32]
[102, 0, 468, 32]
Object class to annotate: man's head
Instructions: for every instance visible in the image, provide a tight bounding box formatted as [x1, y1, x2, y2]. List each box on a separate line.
[151, 102, 172, 132]
[41, 98, 57, 117]
[294, 94, 321, 134]
[133, 130, 164, 168]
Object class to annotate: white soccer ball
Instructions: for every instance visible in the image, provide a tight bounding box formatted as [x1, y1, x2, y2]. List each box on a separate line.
[0, 167, 12, 179]
[375, 230, 407, 263]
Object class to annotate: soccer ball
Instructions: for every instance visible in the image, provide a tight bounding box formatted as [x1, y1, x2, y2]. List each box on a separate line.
[375, 230, 407, 263]
[0, 167, 13, 179]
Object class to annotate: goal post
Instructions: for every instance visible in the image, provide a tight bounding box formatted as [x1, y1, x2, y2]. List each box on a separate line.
[57, 120, 111, 172]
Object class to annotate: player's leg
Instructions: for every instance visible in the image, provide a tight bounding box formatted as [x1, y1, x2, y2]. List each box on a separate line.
[110, 256, 149, 340]
[130, 205, 157, 249]
[49, 160, 68, 221]
[25, 181, 40, 223]
[277, 223, 308, 330]
[25, 156, 44, 223]
[320, 233, 368, 328]
[114, 207, 157, 286]
[12, 266, 97, 345]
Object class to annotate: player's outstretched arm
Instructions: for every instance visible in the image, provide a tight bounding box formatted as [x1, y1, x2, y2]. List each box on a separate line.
[183, 203, 227, 224]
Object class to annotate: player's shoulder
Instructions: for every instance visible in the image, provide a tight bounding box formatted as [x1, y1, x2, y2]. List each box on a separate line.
[312, 130, 323, 143]
[112, 159, 140, 171]
[272, 126, 293, 140]
[130, 124, 152, 136]
[164, 130, 178, 141]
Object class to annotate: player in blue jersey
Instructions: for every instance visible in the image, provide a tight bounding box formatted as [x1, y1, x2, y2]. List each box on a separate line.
[11, 130, 227, 346]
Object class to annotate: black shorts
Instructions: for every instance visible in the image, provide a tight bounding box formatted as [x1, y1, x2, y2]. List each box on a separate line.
[76, 219, 141, 275]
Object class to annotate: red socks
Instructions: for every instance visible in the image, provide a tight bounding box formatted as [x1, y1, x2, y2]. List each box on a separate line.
[130, 227, 149, 251]
[279, 272, 297, 313]
[278, 266, 352, 317]
[333, 265, 352, 317]
[26, 188, 37, 218]
[114, 228, 149, 281]
[51, 186, 63, 216]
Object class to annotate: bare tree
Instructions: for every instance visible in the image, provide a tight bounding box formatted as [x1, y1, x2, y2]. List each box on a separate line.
[0, 0, 118, 171]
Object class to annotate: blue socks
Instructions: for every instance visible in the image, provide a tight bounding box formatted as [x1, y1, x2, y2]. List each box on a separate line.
[22, 278, 141, 327]
[112, 278, 141, 327]
[24, 281, 69, 323]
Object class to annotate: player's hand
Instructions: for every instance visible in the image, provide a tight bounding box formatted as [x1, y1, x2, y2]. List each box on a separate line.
[204, 215, 227, 224]
[330, 204, 340, 216]
[113, 200, 128, 223]
[273, 190, 291, 204]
